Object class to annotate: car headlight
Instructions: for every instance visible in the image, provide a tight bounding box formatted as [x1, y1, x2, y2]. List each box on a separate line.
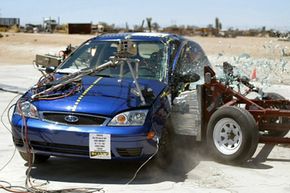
[16, 101, 39, 118]
[108, 110, 148, 126]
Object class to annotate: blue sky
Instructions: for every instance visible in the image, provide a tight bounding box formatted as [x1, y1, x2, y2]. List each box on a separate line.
[1, 0, 290, 30]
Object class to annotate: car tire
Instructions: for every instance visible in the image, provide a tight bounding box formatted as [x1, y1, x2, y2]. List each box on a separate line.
[207, 106, 259, 164]
[262, 92, 289, 137]
[153, 125, 173, 169]
[19, 151, 50, 164]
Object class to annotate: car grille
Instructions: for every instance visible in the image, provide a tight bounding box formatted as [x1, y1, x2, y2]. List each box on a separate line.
[41, 112, 107, 125]
[117, 148, 142, 157]
[31, 141, 89, 156]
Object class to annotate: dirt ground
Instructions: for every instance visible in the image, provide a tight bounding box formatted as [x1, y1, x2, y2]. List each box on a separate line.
[0, 32, 92, 65]
[1, 32, 290, 65]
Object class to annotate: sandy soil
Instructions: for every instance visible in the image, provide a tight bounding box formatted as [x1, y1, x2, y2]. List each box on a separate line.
[1, 32, 290, 65]
[0, 33, 94, 65]
[192, 36, 290, 59]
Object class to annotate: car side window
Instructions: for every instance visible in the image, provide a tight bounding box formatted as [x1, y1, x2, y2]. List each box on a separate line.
[175, 41, 209, 78]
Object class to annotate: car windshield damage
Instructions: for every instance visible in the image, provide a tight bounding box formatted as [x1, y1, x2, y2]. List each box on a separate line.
[57, 41, 168, 82]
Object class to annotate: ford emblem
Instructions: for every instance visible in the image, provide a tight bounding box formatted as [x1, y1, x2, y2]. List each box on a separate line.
[64, 115, 79, 123]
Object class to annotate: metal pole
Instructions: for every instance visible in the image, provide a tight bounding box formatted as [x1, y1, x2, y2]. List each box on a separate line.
[119, 61, 124, 82]
[127, 61, 146, 105]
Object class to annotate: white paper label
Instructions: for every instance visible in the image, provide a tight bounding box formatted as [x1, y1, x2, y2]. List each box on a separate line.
[89, 133, 111, 159]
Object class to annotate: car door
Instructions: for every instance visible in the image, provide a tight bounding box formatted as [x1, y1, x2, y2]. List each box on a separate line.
[170, 41, 210, 139]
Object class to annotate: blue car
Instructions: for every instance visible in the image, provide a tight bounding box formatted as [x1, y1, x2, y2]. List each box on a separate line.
[11, 32, 210, 164]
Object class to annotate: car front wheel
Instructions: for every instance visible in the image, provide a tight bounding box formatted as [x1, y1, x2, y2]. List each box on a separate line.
[153, 123, 173, 169]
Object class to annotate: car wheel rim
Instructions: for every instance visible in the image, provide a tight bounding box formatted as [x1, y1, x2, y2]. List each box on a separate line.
[213, 118, 242, 155]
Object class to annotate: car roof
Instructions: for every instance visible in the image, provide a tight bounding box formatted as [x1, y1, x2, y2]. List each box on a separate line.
[92, 32, 184, 42]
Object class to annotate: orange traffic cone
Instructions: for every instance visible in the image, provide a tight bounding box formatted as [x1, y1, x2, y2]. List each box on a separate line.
[251, 68, 257, 80]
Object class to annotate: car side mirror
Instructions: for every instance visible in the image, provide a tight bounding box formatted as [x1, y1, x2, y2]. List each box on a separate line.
[179, 73, 200, 83]
[45, 66, 56, 74]
[171, 73, 200, 99]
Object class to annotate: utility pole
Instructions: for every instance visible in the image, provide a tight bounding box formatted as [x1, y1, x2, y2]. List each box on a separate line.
[146, 17, 152, 32]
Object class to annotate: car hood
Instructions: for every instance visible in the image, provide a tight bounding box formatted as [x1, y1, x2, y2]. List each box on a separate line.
[33, 76, 166, 116]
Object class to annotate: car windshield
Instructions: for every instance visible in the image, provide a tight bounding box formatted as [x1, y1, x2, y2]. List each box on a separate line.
[57, 40, 168, 81]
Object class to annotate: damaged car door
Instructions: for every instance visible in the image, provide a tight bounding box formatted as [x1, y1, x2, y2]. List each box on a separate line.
[171, 41, 210, 139]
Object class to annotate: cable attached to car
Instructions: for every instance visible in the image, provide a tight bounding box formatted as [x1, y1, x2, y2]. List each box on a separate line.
[126, 136, 160, 185]
[0, 98, 104, 193]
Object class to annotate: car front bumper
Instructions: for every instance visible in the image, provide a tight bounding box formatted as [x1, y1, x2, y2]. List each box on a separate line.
[11, 115, 157, 160]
